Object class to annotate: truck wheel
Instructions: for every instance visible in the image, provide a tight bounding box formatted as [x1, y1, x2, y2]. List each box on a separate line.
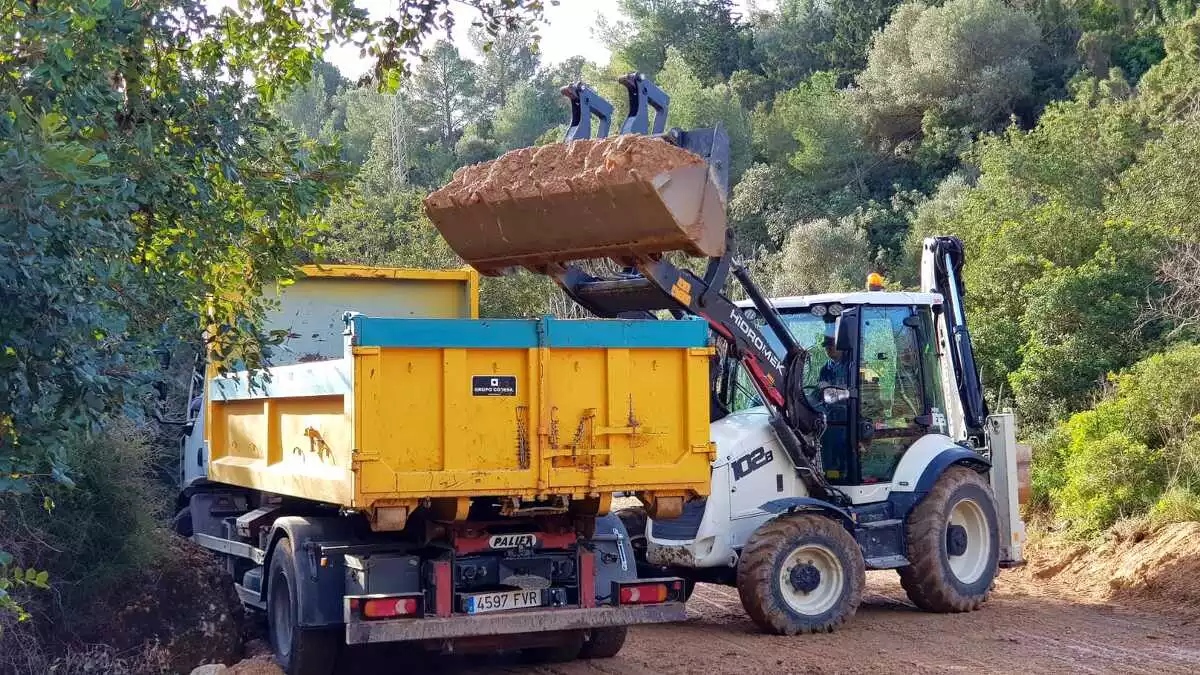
[616, 507, 696, 601]
[736, 514, 864, 635]
[521, 630, 584, 663]
[898, 465, 1000, 612]
[267, 538, 339, 675]
[579, 626, 628, 659]
[171, 506, 193, 538]
[616, 507, 648, 562]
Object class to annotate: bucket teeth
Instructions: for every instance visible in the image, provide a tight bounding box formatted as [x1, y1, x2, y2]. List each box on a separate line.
[424, 135, 727, 275]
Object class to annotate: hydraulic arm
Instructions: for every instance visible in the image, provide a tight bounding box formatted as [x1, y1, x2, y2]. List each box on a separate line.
[921, 236, 989, 441]
[425, 73, 834, 498]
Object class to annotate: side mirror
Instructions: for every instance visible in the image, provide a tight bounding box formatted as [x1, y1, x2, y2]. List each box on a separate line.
[821, 386, 851, 405]
[833, 306, 858, 352]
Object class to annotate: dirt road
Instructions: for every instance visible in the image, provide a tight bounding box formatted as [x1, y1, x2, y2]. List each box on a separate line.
[403, 570, 1200, 675]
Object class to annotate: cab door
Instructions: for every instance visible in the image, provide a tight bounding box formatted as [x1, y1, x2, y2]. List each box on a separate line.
[856, 305, 930, 483]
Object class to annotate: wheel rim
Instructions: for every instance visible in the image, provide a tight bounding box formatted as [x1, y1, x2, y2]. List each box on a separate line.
[947, 497, 990, 584]
[778, 543, 844, 616]
[270, 571, 293, 659]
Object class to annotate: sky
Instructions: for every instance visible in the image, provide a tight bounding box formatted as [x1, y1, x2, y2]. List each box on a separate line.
[317, 0, 775, 80]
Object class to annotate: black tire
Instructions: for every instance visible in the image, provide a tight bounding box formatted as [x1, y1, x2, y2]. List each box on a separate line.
[736, 514, 865, 635]
[579, 626, 628, 659]
[171, 506, 193, 538]
[616, 507, 648, 562]
[267, 539, 339, 675]
[521, 631, 584, 663]
[898, 465, 1000, 613]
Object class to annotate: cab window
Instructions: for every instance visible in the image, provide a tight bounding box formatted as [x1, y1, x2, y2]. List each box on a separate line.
[858, 306, 926, 482]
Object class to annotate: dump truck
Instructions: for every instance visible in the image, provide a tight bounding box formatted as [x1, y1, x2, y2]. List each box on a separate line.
[425, 73, 1027, 636]
[173, 264, 711, 674]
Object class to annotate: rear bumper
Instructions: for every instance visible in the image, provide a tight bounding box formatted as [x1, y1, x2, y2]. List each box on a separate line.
[345, 602, 686, 645]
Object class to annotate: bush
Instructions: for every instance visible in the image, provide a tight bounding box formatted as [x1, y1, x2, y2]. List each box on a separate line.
[1042, 344, 1200, 534]
[0, 419, 168, 663]
[1054, 428, 1165, 534]
[1150, 486, 1200, 527]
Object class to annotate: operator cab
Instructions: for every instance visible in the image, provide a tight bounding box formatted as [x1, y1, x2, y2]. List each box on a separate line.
[718, 290, 953, 489]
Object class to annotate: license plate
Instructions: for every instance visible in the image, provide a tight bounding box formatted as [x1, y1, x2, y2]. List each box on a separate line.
[464, 589, 541, 615]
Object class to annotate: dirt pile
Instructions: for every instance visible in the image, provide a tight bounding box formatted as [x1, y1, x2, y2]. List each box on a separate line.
[1026, 521, 1200, 613]
[75, 536, 244, 673]
[424, 135, 726, 274]
[430, 135, 703, 204]
[190, 644, 282, 675]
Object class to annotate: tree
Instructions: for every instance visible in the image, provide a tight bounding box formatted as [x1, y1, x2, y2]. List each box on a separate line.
[410, 41, 480, 150]
[823, 0, 905, 76]
[656, 48, 753, 181]
[493, 83, 563, 150]
[274, 61, 348, 140]
[600, 0, 755, 83]
[904, 67, 1169, 423]
[761, 217, 873, 296]
[469, 26, 538, 109]
[0, 0, 548, 624]
[750, 0, 835, 91]
[857, 0, 1042, 143]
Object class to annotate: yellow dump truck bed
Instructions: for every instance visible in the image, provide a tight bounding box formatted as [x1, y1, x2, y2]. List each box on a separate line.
[205, 287, 714, 528]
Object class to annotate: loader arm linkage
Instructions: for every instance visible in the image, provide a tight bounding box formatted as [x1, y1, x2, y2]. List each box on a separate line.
[425, 73, 836, 500]
[543, 75, 831, 500]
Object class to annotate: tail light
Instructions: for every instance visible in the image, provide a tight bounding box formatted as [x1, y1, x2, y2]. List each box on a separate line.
[613, 578, 685, 605]
[348, 594, 423, 620]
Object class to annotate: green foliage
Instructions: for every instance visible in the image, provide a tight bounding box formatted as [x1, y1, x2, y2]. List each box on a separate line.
[823, 0, 907, 75]
[1150, 486, 1200, 526]
[1, 420, 164, 643]
[1055, 427, 1164, 534]
[469, 26, 539, 109]
[1, 0, 549, 630]
[493, 83, 563, 150]
[762, 217, 874, 295]
[907, 65, 1177, 423]
[1043, 344, 1200, 533]
[657, 48, 754, 181]
[749, 0, 836, 90]
[274, 61, 349, 140]
[410, 41, 479, 150]
[1, 0, 353, 505]
[858, 0, 1041, 142]
[756, 72, 874, 193]
[601, 0, 755, 83]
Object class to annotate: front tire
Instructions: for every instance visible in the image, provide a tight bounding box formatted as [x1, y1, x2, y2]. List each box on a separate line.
[898, 465, 1000, 612]
[267, 539, 339, 675]
[171, 506, 193, 538]
[736, 514, 865, 635]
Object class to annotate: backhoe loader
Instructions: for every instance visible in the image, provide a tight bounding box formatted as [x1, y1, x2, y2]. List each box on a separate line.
[425, 73, 1026, 635]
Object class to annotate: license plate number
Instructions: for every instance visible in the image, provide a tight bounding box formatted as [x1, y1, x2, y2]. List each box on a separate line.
[464, 589, 541, 615]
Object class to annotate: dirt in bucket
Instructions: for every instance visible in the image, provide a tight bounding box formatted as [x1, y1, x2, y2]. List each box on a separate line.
[428, 135, 704, 206]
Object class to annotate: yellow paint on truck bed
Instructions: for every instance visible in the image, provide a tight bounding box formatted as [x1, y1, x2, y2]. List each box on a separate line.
[204, 266, 712, 521]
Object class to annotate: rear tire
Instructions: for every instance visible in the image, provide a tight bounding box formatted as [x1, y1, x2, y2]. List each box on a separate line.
[521, 631, 584, 663]
[736, 514, 864, 635]
[579, 626, 628, 659]
[267, 539, 339, 675]
[898, 465, 1000, 612]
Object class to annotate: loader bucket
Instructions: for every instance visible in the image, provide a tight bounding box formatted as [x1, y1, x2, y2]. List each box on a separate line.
[424, 135, 727, 275]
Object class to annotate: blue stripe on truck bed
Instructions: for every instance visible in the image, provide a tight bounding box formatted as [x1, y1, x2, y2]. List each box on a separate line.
[348, 315, 709, 349]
